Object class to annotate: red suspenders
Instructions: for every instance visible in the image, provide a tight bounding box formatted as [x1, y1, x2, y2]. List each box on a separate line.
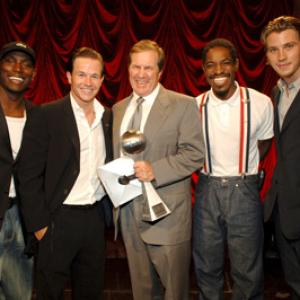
[199, 87, 251, 175]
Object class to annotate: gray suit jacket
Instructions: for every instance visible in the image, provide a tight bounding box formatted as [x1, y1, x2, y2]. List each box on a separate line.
[113, 85, 205, 245]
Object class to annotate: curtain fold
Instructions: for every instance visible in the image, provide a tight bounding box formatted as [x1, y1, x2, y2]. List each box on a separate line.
[0, 0, 293, 199]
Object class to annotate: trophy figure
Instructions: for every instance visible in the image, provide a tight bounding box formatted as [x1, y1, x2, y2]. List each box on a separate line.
[118, 130, 171, 221]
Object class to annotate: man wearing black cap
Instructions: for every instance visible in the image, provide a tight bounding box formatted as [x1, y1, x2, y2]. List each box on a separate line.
[0, 41, 36, 299]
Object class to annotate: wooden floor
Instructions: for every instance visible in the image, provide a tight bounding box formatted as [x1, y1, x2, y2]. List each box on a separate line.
[33, 229, 292, 300]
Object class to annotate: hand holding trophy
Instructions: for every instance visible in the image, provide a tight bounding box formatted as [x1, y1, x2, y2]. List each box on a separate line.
[119, 130, 171, 222]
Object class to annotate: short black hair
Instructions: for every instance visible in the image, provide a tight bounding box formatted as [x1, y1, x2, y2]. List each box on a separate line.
[201, 38, 238, 64]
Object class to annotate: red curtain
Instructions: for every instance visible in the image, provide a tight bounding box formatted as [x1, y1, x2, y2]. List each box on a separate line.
[0, 0, 293, 198]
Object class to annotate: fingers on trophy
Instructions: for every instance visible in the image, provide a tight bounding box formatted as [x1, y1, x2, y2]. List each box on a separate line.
[118, 130, 171, 221]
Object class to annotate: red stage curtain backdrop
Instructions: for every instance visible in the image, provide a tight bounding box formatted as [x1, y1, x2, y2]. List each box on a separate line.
[0, 0, 294, 199]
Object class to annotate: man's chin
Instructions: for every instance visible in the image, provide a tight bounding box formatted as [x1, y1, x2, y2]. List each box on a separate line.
[213, 88, 230, 99]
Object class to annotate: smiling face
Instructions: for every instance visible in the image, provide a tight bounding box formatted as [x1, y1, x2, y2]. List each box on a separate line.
[128, 50, 162, 97]
[0, 51, 35, 95]
[67, 57, 104, 107]
[265, 28, 300, 84]
[203, 46, 238, 100]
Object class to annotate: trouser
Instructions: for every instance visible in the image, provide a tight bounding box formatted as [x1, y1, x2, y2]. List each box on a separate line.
[36, 202, 105, 300]
[0, 203, 33, 300]
[274, 204, 300, 299]
[193, 174, 264, 300]
[120, 202, 190, 300]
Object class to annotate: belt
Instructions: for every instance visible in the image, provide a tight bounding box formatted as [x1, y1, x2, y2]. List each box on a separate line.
[62, 202, 98, 210]
[8, 197, 18, 209]
[201, 174, 258, 185]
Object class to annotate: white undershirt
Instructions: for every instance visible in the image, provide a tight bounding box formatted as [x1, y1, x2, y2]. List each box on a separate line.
[63, 95, 106, 205]
[6, 114, 26, 197]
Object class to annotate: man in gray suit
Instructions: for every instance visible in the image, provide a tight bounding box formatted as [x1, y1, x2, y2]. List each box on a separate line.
[113, 39, 205, 300]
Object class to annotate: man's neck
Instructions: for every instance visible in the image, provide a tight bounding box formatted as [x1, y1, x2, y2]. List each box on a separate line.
[0, 88, 25, 117]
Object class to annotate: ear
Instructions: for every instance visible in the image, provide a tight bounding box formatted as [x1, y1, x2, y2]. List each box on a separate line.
[158, 70, 163, 80]
[66, 71, 72, 84]
[31, 68, 37, 81]
[100, 75, 104, 85]
[234, 59, 239, 71]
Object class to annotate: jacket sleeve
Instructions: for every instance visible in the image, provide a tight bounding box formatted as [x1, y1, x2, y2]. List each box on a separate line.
[152, 99, 205, 187]
[17, 106, 51, 233]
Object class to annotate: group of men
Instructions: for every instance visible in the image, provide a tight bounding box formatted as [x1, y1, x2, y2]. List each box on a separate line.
[0, 14, 299, 300]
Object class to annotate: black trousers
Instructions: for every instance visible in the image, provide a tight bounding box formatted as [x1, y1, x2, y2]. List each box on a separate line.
[36, 203, 105, 300]
[274, 204, 300, 300]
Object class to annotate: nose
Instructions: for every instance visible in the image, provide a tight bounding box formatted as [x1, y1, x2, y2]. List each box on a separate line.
[137, 67, 146, 77]
[214, 63, 223, 74]
[13, 62, 22, 72]
[84, 76, 92, 85]
[278, 48, 286, 61]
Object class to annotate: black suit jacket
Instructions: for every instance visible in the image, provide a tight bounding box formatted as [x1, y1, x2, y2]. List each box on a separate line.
[0, 100, 34, 230]
[265, 87, 300, 240]
[18, 95, 112, 233]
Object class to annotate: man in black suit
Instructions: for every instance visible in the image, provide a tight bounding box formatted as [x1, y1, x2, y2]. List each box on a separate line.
[19, 47, 112, 300]
[261, 16, 300, 299]
[0, 41, 36, 300]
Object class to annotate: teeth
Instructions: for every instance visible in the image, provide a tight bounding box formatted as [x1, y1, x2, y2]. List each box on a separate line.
[213, 77, 227, 85]
[9, 76, 24, 82]
[136, 80, 146, 84]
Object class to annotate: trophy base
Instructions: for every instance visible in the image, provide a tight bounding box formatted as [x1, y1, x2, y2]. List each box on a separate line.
[142, 202, 171, 222]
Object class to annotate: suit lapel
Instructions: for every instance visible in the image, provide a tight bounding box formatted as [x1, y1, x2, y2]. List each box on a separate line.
[144, 86, 170, 143]
[63, 97, 80, 164]
[281, 90, 300, 133]
[113, 96, 132, 157]
[273, 88, 281, 140]
[15, 100, 33, 163]
[102, 108, 112, 163]
[0, 102, 13, 162]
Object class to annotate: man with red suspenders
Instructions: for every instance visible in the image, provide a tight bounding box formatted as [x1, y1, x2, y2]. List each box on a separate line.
[192, 38, 274, 300]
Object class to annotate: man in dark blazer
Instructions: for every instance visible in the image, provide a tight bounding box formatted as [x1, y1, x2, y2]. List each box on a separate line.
[19, 47, 112, 300]
[113, 39, 205, 300]
[262, 16, 300, 299]
[0, 41, 36, 300]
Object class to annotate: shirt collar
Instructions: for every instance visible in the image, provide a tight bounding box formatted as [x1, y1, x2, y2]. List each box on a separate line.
[277, 77, 300, 93]
[132, 83, 161, 104]
[209, 81, 240, 107]
[70, 93, 104, 126]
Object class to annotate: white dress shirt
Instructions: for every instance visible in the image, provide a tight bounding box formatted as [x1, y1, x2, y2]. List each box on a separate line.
[64, 94, 106, 205]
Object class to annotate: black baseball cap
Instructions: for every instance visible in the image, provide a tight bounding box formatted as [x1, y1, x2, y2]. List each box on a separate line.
[0, 41, 35, 64]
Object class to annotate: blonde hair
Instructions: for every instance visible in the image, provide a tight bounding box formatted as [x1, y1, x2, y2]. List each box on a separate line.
[261, 16, 300, 45]
[129, 39, 165, 71]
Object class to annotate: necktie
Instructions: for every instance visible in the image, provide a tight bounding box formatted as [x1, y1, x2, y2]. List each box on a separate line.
[129, 97, 144, 130]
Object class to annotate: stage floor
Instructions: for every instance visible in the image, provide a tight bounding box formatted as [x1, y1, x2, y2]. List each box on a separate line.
[32, 229, 292, 299]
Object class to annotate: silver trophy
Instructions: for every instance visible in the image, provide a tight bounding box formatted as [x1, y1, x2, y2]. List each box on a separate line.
[119, 130, 171, 221]
[118, 130, 146, 185]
